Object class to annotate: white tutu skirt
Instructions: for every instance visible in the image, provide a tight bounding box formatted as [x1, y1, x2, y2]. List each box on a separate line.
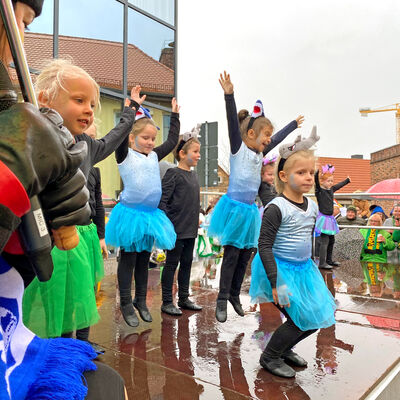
[250, 253, 336, 331]
[208, 194, 261, 249]
[105, 203, 176, 252]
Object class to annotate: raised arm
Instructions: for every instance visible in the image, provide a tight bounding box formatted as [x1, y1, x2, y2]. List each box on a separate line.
[332, 177, 351, 193]
[154, 98, 180, 161]
[314, 170, 321, 193]
[263, 115, 303, 155]
[219, 71, 242, 154]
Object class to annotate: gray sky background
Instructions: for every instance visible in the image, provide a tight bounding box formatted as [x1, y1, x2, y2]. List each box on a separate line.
[177, 0, 400, 164]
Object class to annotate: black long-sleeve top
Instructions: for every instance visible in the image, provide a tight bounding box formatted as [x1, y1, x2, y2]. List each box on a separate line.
[159, 167, 200, 239]
[259, 194, 309, 288]
[224, 93, 298, 155]
[87, 167, 105, 239]
[115, 112, 180, 164]
[75, 105, 137, 179]
[258, 182, 278, 207]
[314, 172, 350, 215]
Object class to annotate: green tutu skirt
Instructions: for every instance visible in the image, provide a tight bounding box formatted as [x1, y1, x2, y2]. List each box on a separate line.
[22, 227, 100, 338]
[77, 223, 104, 285]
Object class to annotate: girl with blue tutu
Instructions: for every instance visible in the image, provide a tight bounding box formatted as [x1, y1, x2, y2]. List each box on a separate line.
[249, 128, 337, 378]
[106, 99, 180, 327]
[315, 164, 350, 269]
[210, 71, 304, 323]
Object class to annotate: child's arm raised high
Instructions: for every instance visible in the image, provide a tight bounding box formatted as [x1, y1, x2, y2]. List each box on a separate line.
[263, 115, 304, 156]
[219, 71, 242, 155]
[154, 98, 180, 161]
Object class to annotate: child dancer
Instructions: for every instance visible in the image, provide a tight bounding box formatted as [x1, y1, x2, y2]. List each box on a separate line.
[159, 126, 202, 315]
[106, 99, 180, 327]
[23, 59, 143, 340]
[250, 129, 336, 378]
[315, 164, 350, 269]
[209, 71, 304, 322]
[258, 153, 278, 207]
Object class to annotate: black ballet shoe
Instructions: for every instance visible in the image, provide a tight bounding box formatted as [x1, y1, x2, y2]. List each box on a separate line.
[259, 354, 296, 378]
[178, 298, 202, 311]
[327, 260, 341, 267]
[120, 303, 139, 327]
[132, 299, 153, 323]
[215, 300, 227, 323]
[282, 350, 308, 368]
[318, 263, 333, 270]
[228, 295, 245, 316]
[161, 303, 183, 316]
[88, 341, 106, 355]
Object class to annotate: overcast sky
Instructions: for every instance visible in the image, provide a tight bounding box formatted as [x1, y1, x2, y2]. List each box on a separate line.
[177, 0, 400, 164]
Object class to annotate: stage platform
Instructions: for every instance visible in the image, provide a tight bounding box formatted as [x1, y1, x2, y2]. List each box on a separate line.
[91, 258, 400, 399]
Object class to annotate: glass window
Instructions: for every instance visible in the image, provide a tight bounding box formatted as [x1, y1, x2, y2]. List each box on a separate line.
[128, 0, 175, 26]
[128, 7, 175, 95]
[163, 114, 171, 141]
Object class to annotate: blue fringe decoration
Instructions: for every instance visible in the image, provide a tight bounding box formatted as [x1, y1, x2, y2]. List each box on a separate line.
[26, 338, 97, 400]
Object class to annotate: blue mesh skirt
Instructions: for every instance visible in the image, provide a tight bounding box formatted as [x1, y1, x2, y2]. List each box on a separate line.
[315, 212, 339, 235]
[105, 203, 176, 252]
[249, 253, 336, 331]
[208, 194, 261, 249]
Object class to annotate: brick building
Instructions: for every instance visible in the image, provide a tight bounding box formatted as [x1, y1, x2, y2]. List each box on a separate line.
[370, 144, 400, 183]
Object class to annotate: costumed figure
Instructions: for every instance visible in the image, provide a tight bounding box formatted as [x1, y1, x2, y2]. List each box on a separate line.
[258, 153, 278, 209]
[314, 163, 351, 269]
[209, 71, 304, 323]
[249, 127, 336, 378]
[105, 99, 179, 327]
[159, 124, 203, 315]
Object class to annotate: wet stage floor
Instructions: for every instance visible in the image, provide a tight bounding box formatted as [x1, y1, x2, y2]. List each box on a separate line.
[92, 259, 400, 399]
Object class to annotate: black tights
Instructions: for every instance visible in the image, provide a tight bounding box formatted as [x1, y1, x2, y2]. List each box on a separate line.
[117, 249, 150, 306]
[263, 305, 317, 359]
[161, 238, 195, 304]
[217, 245, 254, 300]
[62, 326, 90, 341]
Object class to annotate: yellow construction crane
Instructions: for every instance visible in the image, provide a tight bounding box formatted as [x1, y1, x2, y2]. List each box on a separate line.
[359, 103, 400, 144]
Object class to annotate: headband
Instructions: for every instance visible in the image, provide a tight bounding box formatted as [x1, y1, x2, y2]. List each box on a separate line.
[277, 125, 319, 173]
[322, 164, 335, 174]
[262, 153, 278, 166]
[247, 100, 265, 132]
[135, 106, 159, 130]
[176, 123, 201, 154]
[13, 0, 43, 17]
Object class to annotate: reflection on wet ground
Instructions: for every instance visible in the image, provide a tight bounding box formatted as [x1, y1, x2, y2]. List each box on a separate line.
[92, 258, 400, 399]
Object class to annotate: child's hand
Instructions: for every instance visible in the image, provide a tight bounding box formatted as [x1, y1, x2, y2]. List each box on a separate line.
[171, 97, 180, 113]
[99, 238, 108, 260]
[124, 85, 146, 108]
[219, 71, 234, 94]
[347, 176, 351, 182]
[295, 115, 305, 128]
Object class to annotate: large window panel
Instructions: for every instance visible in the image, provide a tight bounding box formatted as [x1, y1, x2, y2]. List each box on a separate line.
[128, 0, 175, 25]
[128, 7, 175, 94]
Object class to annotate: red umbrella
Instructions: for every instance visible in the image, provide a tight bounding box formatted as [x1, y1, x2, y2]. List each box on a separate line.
[366, 179, 400, 200]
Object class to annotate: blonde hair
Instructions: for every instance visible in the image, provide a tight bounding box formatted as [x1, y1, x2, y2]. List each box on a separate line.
[238, 109, 274, 140]
[174, 137, 201, 161]
[275, 150, 315, 194]
[35, 58, 100, 110]
[130, 118, 157, 137]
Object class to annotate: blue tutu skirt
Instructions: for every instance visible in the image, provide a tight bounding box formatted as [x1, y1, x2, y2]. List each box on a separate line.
[208, 194, 261, 249]
[249, 253, 336, 331]
[105, 202, 176, 252]
[315, 212, 339, 235]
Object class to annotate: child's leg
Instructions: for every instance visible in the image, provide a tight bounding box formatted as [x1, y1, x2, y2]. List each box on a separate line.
[260, 306, 317, 378]
[76, 326, 90, 341]
[326, 235, 339, 266]
[162, 240, 184, 305]
[216, 245, 241, 322]
[318, 234, 331, 269]
[132, 251, 152, 322]
[177, 238, 202, 311]
[229, 247, 254, 316]
[117, 250, 139, 327]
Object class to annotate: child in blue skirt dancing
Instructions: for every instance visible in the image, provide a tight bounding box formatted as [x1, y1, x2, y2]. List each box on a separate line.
[106, 99, 180, 327]
[315, 164, 350, 269]
[250, 129, 336, 378]
[209, 71, 304, 322]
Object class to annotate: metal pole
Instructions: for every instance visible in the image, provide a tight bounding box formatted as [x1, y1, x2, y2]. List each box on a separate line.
[174, 0, 177, 99]
[122, 0, 128, 100]
[205, 122, 209, 207]
[53, 0, 59, 58]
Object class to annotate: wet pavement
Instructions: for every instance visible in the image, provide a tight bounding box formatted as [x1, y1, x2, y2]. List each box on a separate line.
[91, 258, 400, 399]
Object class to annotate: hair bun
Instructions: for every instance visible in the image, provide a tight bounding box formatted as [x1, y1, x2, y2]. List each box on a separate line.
[238, 109, 249, 123]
